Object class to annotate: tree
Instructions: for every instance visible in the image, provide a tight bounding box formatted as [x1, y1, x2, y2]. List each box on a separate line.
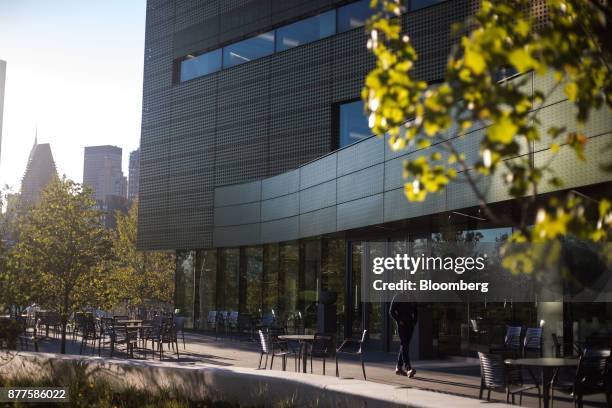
[8, 178, 112, 353]
[364, 0, 611, 271]
[109, 199, 174, 311]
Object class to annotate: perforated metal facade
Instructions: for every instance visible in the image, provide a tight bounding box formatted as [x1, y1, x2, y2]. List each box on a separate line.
[138, 0, 481, 250]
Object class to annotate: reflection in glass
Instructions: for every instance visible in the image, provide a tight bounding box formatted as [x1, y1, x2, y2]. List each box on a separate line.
[223, 32, 275, 68]
[338, 0, 375, 32]
[302, 240, 320, 331]
[175, 251, 195, 328]
[263, 244, 279, 312]
[244, 247, 263, 315]
[410, 0, 445, 11]
[322, 238, 346, 337]
[279, 243, 299, 320]
[339, 100, 371, 147]
[180, 49, 222, 82]
[276, 10, 336, 52]
[351, 242, 363, 338]
[219, 248, 239, 311]
[199, 249, 217, 329]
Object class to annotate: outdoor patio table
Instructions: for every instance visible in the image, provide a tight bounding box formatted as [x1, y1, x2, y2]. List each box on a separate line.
[505, 357, 579, 408]
[278, 334, 315, 373]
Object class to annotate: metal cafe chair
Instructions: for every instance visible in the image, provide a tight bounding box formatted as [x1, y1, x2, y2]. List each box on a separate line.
[551, 348, 611, 408]
[257, 329, 297, 371]
[173, 315, 186, 349]
[523, 327, 543, 357]
[335, 329, 367, 380]
[309, 333, 335, 376]
[478, 352, 541, 406]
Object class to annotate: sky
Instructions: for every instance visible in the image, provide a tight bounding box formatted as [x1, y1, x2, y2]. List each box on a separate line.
[0, 0, 146, 191]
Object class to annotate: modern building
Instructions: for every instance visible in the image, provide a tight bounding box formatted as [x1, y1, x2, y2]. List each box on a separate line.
[138, 0, 612, 358]
[20, 139, 57, 206]
[83, 145, 127, 201]
[128, 148, 140, 202]
[83, 145, 128, 228]
[0, 59, 6, 162]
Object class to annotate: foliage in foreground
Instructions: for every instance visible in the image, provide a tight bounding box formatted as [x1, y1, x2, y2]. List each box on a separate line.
[363, 0, 611, 267]
[110, 199, 175, 309]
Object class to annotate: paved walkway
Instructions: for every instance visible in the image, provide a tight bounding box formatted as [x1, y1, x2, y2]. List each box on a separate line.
[31, 330, 608, 407]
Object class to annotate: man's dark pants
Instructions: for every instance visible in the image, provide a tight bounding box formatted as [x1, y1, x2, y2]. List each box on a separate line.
[396, 323, 414, 370]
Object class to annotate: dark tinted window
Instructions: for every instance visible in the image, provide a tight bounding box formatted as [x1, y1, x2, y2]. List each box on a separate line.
[410, 0, 445, 10]
[180, 49, 222, 82]
[338, 0, 374, 32]
[339, 100, 371, 148]
[276, 10, 336, 52]
[223, 31, 275, 68]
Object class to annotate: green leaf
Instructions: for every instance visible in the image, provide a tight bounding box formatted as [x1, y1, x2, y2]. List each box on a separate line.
[487, 115, 518, 144]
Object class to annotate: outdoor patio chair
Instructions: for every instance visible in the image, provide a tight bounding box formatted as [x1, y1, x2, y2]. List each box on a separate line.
[309, 333, 335, 376]
[173, 315, 186, 349]
[112, 322, 138, 358]
[16, 315, 38, 352]
[335, 329, 367, 380]
[143, 315, 163, 358]
[97, 317, 115, 356]
[491, 325, 522, 357]
[478, 351, 542, 406]
[79, 316, 102, 355]
[551, 348, 611, 408]
[523, 327, 543, 357]
[155, 318, 180, 360]
[551, 333, 563, 357]
[237, 313, 254, 339]
[227, 311, 239, 336]
[257, 329, 297, 371]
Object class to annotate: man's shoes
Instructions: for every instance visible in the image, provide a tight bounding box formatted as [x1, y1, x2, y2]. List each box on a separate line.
[407, 368, 416, 378]
[395, 367, 408, 376]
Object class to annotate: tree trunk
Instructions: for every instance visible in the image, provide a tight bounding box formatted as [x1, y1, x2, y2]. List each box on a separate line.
[60, 314, 67, 354]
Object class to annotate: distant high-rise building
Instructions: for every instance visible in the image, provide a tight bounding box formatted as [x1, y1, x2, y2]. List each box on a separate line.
[83, 145, 127, 202]
[20, 139, 57, 206]
[0, 60, 6, 162]
[128, 148, 140, 202]
[83, 145, 128, 229]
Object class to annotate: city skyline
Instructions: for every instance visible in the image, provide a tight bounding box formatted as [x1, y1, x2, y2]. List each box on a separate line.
[0, 0, 146, 192]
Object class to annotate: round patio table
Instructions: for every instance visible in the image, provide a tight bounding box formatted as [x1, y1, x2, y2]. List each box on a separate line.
[278, 334, 315, 373]
[505, 357, 579, 408]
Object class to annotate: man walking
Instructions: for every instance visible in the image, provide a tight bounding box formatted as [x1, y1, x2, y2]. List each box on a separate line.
[390, 291, 418, 377]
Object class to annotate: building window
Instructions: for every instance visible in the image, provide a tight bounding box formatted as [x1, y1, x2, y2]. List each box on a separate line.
[243, 247, 263, 315]
[276, 10, 336, 52]
[223, 31, 275, 68]
[339, 100, 371, 148]
[338, 0, 375, 33]
[198, 249, 217, 330]
[410, 0, 445, 11]
[219, 248, 240, 311]
[180, 49, 222, 82]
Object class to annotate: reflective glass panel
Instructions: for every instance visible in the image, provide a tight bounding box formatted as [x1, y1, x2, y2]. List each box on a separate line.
[276, 10, 336, 52]
[219, 248, 239, 311]
[244, 247, 263, 315]
[198, 249, 217, 329]
[410, 0, 445, 10]
[338, 0, 374, 32]
[223, 31, 275, 68]
[322, 238, 346, 338]
[279, 243, 299, 318]
[175, 251, 195, 328]
[180, 49, 222, 82]
[339, 100, 371, 147]
[263, 244, 279, 313]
